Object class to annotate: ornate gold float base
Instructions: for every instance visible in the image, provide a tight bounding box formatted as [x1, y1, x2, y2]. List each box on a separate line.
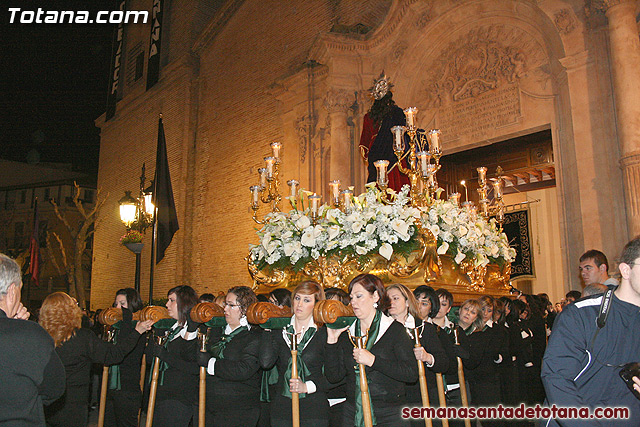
[247, 246, 511, 305]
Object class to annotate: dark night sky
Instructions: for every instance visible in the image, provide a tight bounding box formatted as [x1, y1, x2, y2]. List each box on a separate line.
[0, 1, 117, 174]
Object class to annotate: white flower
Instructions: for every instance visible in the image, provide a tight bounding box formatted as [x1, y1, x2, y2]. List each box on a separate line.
[295, 216, 311, 230]
[352, 221, 365, 234]
[391, 219, 410, 240]
[455, 250, 466, 264]
[379, 243, 393, 260]
[437, 242, 449, 255]
[355, 245, 368, 255]
[284, 241, 301, 257]
[328, 225, 340, 240]
[301, 230, 316, 247]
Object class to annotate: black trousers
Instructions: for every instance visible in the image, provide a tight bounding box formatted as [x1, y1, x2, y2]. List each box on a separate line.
[104, 388, 142, 427]
[152, 399, 193, 427]
[341, 401, 403, 427]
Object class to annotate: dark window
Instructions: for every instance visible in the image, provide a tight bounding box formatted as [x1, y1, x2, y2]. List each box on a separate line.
[20, 190, 26, 204]
[135, 52, 144, 81]
[84, 189, 94, 203]
[44, 188, 50, 201]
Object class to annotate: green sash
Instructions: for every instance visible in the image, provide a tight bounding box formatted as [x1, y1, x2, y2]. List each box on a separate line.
[208, 326, 247, 359]
[281, 324, 315, 399]
[260, 366, 279, 402]
[107, 320, 137, 391]
[354, 310, 381, 427]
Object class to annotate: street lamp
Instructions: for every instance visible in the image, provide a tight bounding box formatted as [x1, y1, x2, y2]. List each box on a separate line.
[118, 166, 155, 294]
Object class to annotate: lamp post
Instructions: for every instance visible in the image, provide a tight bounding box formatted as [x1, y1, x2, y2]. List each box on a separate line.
[118, 166, 155, 294]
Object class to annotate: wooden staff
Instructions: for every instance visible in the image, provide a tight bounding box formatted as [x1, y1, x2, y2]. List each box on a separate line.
[288, 332, 300, 427]
[246, 301, 291, 324]
[197, 328, 210, 427]
[453, 328, 471, 427]
[408, 325, 432, 427]
[435, 373, 449, 427]
[190, 302, 225, 323]
[97, 326, 115, 427]
[313, 299, 354, 325]
[350, 334, 373, 427]
[146, 333, 168, 427]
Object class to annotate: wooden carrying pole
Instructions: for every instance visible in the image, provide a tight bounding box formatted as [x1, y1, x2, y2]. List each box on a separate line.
[290, 336, 300, 427]
[146, 350, 162, 427]
[435, 373, 449, 427]
[197, 329, 209, 427]
[409, 327, 432, 427]
[96, 327, 114, 427]
[453, 329, 471, 427]
[353, 335, 374, 427]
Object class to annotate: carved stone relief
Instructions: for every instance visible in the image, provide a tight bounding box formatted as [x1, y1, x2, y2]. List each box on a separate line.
[417, 24, 548, 143]
[554, 8, 576, 35]
[323, 88, 353, 114]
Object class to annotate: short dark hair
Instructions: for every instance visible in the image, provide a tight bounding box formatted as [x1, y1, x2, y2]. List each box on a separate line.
[580, 249, 609, 272]
[270, 288, 292, 307]
[566, 290, 582, 301]
[198, 293, 214, 303]
[167, 285, 199, 326]
[324, 287, 349, 305]
[620, 237, 640, 266]
[227, 286, 258, 316]
[436, 288, 453, 307]
[348, 274, 390, 312]
[413, 285, 440, 319]
[115, 288, 143, 313]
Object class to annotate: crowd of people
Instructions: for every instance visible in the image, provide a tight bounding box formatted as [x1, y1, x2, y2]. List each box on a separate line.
[1, 240, 640, 427]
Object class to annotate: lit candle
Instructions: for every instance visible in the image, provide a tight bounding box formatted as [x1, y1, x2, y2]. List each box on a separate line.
[427, 129, 441, 152]
[287, 179, 299, 198]
[460, 180, 468, 203]
[258, 168, 267, 189]
[404, 107, 418, 129]
[477, 186, 487, 201]
[270, 141, 282, 162]
[390, 126, 406, 152]
[340, 189, 353, 212]
[492, 178, 503, 199]
[496, 204, 505, 224]
[479, 199, 489, 216]
[374, 160, 389, 186]
[249, 185, 260, 208]
[309, 194, 321, 217]
[417, 151, 429, 177]
[448, 192, 461, 206]
[329, 180, 341, 205]
[477, 167, 487, 188]
[264, 157, 275, 179]
[427, 173, 436, 189]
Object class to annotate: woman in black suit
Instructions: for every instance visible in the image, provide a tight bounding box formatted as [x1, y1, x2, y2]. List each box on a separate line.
[197, 285, 262, 427]
[325, 274, 417, 427]
[387, 283, 448, 418]
[39, 292, 152, 427]
[105, 288, 146, 427]
[146, 285, 200, 427]
[262, 281, 329, 427]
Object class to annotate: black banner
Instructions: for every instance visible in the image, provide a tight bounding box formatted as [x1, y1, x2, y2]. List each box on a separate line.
[146, 0, 163, 90]
[106, 0, 126, 121]
[502, 210, 533, 278]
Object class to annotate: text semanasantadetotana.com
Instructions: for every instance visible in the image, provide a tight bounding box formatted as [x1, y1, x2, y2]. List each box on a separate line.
[401, 404, 630, 420]
[8, 8, 148, 24]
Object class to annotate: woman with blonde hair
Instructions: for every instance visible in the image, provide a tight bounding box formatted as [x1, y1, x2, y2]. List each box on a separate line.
[261, 281, 330, 426]
[386, 283, 448, 425]
[39, 292, 152, 427]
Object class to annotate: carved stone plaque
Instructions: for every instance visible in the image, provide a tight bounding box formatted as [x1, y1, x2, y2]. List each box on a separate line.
[438, 84, 521, 142]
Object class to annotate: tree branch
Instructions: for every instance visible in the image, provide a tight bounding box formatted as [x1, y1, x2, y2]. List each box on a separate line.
[50, 198, 73, 235]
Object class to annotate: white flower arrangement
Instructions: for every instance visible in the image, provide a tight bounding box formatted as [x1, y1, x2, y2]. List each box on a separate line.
[249, 184, 421, 271]
[423, 199, 517, 267]
[249, 184, 516, 272]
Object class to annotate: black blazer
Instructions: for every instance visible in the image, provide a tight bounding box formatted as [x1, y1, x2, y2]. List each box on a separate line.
[325, 317, 418, 407]
[206, 326, 263, 411]
[406, 321, 449, 404]
[262, 324, 330, 422]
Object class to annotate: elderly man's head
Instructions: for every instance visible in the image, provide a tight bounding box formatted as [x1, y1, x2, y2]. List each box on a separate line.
[0, 254, 23, 317]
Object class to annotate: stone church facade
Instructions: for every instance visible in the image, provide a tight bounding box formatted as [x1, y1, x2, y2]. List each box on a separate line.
[91, 0, 639, 309]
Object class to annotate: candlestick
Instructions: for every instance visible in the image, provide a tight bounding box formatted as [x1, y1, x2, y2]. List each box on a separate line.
[264, 157, 275, 180]
[460, 180, 468, 203]
[391, 126, 406, 152]
[340, 189, 353, 213]
[270, 141, 282, 162]
[477, 167, 487, 188]
[491, 178, 503, 199]
[448, 192, 461, 206]
[403, 107, 418, 129]
[309, 194, 321, 218]
[329, 180, 341, 206]
[250, 185, 261, 208]
[287, 179, 299, 198]
[417, 151, 429, 177]
[258, 168, 267, 190]
[427, 129, 441, 153]
[374, 160, 389, 187]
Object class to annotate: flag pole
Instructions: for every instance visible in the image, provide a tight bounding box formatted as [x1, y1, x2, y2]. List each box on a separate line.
[149, 210, 156, 306]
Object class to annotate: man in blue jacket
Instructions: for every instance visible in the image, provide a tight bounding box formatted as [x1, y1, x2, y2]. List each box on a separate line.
[541, 238, 640, 426]
[0, 253, 66, 426]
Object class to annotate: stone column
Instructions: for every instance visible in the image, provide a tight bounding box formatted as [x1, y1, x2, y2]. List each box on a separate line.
[323, 89, 354, 188]
[603, 0, 640, 236]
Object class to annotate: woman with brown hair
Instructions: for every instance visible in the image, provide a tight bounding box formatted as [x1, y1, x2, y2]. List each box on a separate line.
[197, 285, 263, 427]
[146, 285, 200, 427]
[325, 274, 417, 426]
[39, 292, 152, 427]
[261, 281, 330, 426]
